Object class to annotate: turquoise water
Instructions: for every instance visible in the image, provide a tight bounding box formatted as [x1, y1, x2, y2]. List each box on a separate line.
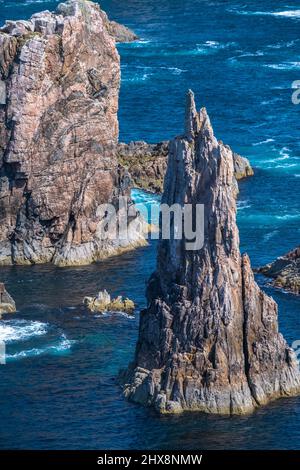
[0, 0, 300, 449]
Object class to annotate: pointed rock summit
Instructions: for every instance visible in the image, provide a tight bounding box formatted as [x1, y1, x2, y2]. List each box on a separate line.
[123, 91, 300, 414]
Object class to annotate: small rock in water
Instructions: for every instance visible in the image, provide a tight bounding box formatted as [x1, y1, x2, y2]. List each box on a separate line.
[83, 289, 135, 315]
[0, 283, 16, 316]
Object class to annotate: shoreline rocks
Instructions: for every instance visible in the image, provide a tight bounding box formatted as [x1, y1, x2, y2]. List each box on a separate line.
[257, 247, 300, 294]
[117, 141, 253, 194]
[122, 91, 300, 415]
[84, 289, 135, 314]
[0, 0, 144, 267]
[0, 283, 16, 316]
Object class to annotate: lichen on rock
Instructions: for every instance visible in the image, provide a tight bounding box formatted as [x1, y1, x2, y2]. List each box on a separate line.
[84, 289, 135, 314]
[122, 90, 300, 415]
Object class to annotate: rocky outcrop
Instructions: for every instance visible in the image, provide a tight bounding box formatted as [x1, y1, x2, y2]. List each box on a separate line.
[0, 283, 16, 316]
[118, 141, 169, 193]
[106, 20, 138, 43]
[233, 152, 254, 180]
[0, 0, 145, 266]
[258, 247, 300, 294]
[123, 90, 300, 415]
[118, 141, 253, 194]
[84, 289, 135, 314]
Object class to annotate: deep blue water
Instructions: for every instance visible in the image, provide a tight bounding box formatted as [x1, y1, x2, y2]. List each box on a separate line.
[0, 0, 300, 449]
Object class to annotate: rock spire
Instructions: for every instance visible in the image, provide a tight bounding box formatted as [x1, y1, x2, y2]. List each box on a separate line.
[123, 91, 300, 414]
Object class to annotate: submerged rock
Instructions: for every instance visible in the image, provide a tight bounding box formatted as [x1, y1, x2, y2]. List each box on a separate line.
[118, 141, 253, 194]
[0, 0, 144, 267]
[123, 90, 300, 415]
[258, 247, 300, 294]
[84, 289, 135, 314]
[0, 283, 16, 316]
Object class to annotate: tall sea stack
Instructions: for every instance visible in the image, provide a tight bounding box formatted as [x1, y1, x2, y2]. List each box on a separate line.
[0, 0, 144, 266]
[124, 91, 300, 414]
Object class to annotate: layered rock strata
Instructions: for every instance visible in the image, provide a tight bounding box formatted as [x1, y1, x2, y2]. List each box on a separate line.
[118, 141, 253, 194]
[0, 0, 144, 266]
[258, 247, 300, 295]
[123, 91, 300, 415]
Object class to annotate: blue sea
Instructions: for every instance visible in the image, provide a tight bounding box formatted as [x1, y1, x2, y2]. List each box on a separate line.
[0, 0, 300, 449]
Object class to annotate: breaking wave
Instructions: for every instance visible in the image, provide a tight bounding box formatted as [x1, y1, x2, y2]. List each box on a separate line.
[0, 319, 48, 343]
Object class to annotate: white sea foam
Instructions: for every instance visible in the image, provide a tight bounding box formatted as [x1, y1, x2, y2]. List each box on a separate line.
[261, 97, 282, 106]
[123, 72, 150, 83]
[0, 319, 48, 343]
[196, 41, 236, 54]
[267, 40, 298, 49]
[3, 0, 48, 6]
[278, 147, 291, 160]
[252, 138, 275, 146]
[274, 163, 297, 169]
[275, 213, 300, 220]
[237, 200, 251, 211]
[160, 66, 187, 75]
[133, 39, 151, 45]
[273, 10, 300, 18]
[94, 311, 135, 319]
[228, 9, 300, 19]
[122, 64, 187, 83]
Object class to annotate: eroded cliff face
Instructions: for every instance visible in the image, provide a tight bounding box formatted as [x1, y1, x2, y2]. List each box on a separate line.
[0, 0, 144, 266]
[123, 91, 300, 415]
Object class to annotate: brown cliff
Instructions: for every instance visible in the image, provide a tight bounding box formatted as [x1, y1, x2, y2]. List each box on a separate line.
[117, 141, 253, 194]
[0, 0, 144, 266]
[123, 91, 300, 415]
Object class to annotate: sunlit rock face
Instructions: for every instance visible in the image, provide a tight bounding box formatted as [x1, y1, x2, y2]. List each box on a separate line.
[0, 0, 144, 266]
[123, 91, 300, 415]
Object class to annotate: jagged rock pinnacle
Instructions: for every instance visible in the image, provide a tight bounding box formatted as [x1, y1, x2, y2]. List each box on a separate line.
[123, 93, 300, 415]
